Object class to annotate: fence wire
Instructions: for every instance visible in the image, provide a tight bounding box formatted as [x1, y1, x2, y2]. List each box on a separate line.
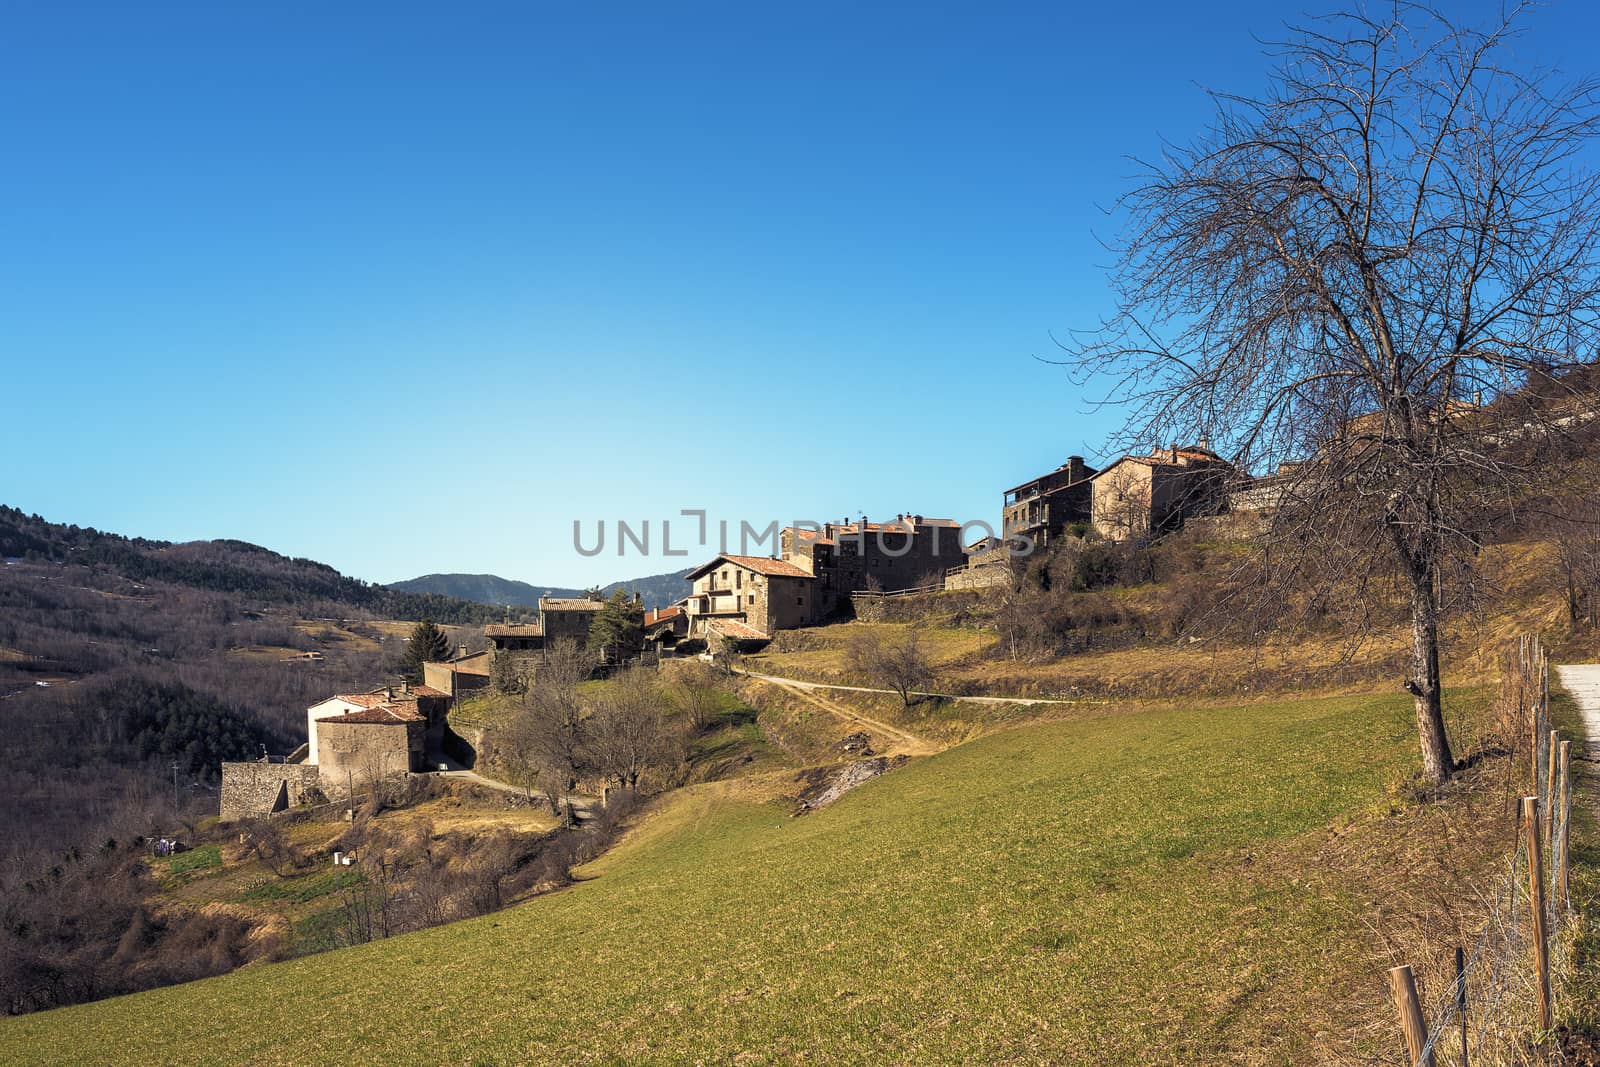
[1400, 636, 1578, 1067]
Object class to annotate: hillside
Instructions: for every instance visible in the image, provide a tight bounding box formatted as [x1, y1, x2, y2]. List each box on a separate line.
[390, 567, 695, 611]
[0, 688, 1546, 1064]
[0, 506, 508, 625]
[387, 572, 580, 607]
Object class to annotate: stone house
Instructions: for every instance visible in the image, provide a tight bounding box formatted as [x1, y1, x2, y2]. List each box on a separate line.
[683, 554, 816, 644]
[483, 597, 609, 665]
[1002, 456, 1098, 553]
[781, 514, 965, 617]
[1090, 444, 1234, 540]
[313, 705, 426, 793]
[539, 597, 605, 645]
[305, 684, 449, 764]
[423, 648, 493, 699]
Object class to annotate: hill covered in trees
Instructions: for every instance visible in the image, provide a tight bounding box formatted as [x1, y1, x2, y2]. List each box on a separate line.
[391, 568, 694, 611]
[0, 506, 504, 624]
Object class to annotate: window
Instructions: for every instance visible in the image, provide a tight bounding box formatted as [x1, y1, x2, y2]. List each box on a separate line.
[748, 594, 755, 605]
[796, 596, 805, 606]
[736, 570, 743, 589]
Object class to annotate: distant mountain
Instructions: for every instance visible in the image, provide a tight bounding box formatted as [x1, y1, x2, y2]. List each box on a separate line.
[600, 568, 695, 610]
[390, 568, 696, 611]
[387, 573, 578, 607]
[0, 505, 511, 624]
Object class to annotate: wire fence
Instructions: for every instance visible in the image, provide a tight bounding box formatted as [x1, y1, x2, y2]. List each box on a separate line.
[1391, 633, 1579, 1067]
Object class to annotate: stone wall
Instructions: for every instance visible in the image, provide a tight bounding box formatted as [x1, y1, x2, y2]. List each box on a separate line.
[315, 720, 423, 796]
[219, 762, 323, 820]
[945, 565, 1011, 592]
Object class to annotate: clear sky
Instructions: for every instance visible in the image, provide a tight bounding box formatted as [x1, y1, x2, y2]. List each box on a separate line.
[4, 0, 1597, 587]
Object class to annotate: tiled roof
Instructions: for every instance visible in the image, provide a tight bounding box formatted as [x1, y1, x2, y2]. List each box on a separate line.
[410, 684, 450, 698]
[539, 597, 606, 612]
[687, 554, 814, 580]
[329, 693, 390, 709]
[643, 606, 683, 627]
[485, 623, 543, 638]
[316, 704, 425, 725]
[707, 618, 770, 641]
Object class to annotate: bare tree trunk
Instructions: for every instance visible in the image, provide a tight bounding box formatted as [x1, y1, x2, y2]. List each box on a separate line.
[1405, 570, 1455, 785]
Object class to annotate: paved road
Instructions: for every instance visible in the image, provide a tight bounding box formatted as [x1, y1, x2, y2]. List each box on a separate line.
[1556, 664, 1600, 759]
[735, 668, 1075, 707]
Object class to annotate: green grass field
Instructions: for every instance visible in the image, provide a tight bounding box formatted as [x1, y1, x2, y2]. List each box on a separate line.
[0, 691, 1448, 1064]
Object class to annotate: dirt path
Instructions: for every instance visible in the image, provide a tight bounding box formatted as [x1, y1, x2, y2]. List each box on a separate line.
[433, 768, 596, 811]
[737, 668, 1074, 707]
[753, 674, 940, 757]
[1556, 664, 1600, 759]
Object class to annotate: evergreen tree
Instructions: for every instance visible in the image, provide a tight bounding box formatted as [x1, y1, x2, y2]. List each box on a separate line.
[401, 619, 451, 682]
[587, 591, 643, 663]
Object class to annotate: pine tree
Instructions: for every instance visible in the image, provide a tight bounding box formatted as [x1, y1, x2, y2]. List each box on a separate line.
[401, 619, 451, 683]
[587, 591, 643, 664]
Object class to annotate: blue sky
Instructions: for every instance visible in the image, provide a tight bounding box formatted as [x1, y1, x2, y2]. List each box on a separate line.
[3, 0, 1597, 587]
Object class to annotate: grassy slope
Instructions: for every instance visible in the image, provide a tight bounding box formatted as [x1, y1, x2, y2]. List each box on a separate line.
[2, 690, 1426, 1065]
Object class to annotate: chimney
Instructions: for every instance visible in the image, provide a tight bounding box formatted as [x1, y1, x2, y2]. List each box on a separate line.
[384, 686, 394, 700]
[402, 680, 410, 695]
[913, 514, 923, 525]
[457, 644, 468, 659]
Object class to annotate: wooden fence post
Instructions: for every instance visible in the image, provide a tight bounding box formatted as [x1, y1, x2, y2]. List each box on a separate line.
[1523, 796, 1552, 1033]
[1454, 945, 1468, 1067]
[1558, 740, 1573, 911]
[1390, 963, 1434, 1067]
[1547, 728, 1559, 850]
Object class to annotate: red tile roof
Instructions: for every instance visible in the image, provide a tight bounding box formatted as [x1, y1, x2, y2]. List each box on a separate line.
[330, 693, 391, 709]
[707, 618, 770, 641]
[316, 704, 424, 725]
[538, 597, 606, 612]
[643, 605, 683, 627]
[410, 685, 450, 699]
[485, 623, 542, 638]
[687, 554, 814, 580]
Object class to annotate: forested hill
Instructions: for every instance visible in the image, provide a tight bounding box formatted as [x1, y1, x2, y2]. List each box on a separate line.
[0, 506, 505, 624]
[391, 568, 695, 611]
[388, 572, 576, 607]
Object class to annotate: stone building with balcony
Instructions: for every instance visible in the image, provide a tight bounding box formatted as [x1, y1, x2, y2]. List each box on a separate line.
[683, 554, 816, 647]
[1001, 456, 1098, 554]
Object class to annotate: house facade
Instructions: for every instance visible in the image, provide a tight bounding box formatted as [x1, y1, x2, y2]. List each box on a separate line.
[1002, 456, 1098, 553]
[1090, 445, 1234, 540]
[539, 597, 605, 645]
[683, 554, 815, 644]
[781, 514, 965, 616]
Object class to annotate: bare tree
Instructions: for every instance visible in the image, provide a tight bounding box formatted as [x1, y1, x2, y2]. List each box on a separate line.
[1550, 489, 1600, 628]
[587, 666, 679, 793]
[510, 639, 594, 816]
[1066, 3, 1600, 783]
[668, 660, 726, 731]
[846, 627, 935, 709]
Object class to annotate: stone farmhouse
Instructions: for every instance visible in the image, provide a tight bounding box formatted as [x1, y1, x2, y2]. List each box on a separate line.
[482, 595, 612, 670]
[683, 554, 815, 648]
[221, 682, 452, 818]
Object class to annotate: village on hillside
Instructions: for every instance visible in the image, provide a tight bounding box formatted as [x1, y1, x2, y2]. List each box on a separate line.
[219, 436, 1272, 817]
